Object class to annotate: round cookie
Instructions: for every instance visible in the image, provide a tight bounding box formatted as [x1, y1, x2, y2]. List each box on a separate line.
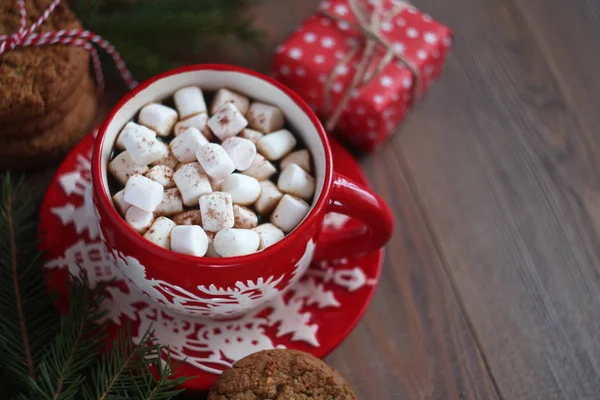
[208, 349, 358, 400]
[0, 73, 95, 138]
[0, 85, 97, 170]
[0, 0, 90, 123]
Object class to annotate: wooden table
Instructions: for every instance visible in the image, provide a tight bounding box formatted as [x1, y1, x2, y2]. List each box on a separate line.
[37, 0, 600, 398]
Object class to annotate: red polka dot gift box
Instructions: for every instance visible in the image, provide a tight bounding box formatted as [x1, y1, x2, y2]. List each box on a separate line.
[273, 0, 452, 152]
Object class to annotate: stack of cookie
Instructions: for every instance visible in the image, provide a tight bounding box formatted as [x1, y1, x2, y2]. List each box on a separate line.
[0, 0, 97, 170]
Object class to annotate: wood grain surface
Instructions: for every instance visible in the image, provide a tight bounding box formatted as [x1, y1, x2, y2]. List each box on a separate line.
[28, 0, 600, 398]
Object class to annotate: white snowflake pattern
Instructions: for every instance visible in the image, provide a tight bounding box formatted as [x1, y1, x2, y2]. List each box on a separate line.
[380, 21, 393, 32]
[402, 77, 413, 89]
[396, 17, 406, 27]
[373, 95, 384, 104]
[337, 21, 350, 31]
[406, 27, 419, 38]
[334, 4, 348, 15]
[303, 32, 317, 43]
[424, 32, 438, 44]
[280, 65, 291, 76]
[393, 42, 405, 54]
[295, 66, 306, 77]
[288, 47, 303, 60]
[417, 49, 428, 60]
[336, 64, 349, 75]
[380, 75, 393, 87]
[332, 82, 344, 93]
[314, 54, 326, 64]
[321, 36, 336, 48]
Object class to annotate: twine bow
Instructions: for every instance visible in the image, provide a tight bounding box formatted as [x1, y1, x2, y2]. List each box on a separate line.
[0, 0, 137, 93]
[319, 0, 422, 131]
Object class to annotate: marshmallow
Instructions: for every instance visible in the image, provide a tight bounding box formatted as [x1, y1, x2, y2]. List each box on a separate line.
[173, 86, 207, 119]
[145, 165, 175, 188]
[112, 189, 131, 216]
[247, 102, 285, 133]
[207, 103, 248, 141]
[196, 143, 235, 181]
[252, 223, 285, 250]
[108, 151, 149, 185]
[125, 206, 154, 233]
[233, 205, 259, 229]
[173, 210, 202, 226]
[116, 122, 155, 151]
[150, 142, 179, 170]
[170, 225, 209, 257]
[220, 173, 261, 206]
[205, 231, 219, 257]
[221, 137, 257, 171]
[200, 192, 234, 232]
[281, 149, 312, 173]
[123, 174, 165, 212]
[241, 153, 276, 181]
[138, 103, 178, 136]
[210, 88, 250, 115]
[154, 188, 184, 217]
[277, 163, 316, 201]
[214, 228, 260, 257]
[143, 217, 176, 249]
[121, 124, 168, 165]
[270, 194, 310, 233]
[170, 127, 209, 163]
[173, 162, 212, 206]
[174, 113, 214, 140]
[257, 129, 297, 161]
[253, 180, 284, 216]
[239, 128, 264, 144]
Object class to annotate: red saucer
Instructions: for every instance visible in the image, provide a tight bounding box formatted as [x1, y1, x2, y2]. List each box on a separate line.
[39, 132, 383, 391]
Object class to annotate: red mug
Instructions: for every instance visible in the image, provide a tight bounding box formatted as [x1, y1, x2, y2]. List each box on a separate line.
[92, 64, 393, 318]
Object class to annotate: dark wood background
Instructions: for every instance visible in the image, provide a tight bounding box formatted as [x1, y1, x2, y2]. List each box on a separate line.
[34, 0, 600, 398]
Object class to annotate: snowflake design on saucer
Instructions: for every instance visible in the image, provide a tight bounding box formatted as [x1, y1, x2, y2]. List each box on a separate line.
[43, 147, 378, 376]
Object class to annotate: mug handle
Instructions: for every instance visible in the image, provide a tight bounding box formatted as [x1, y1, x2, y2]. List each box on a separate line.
[314, 173, 394, 261]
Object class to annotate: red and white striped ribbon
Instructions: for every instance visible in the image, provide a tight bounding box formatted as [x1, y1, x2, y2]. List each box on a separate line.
[0, 0, 138, 92]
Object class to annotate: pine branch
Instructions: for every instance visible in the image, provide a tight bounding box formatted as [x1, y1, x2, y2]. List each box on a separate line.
[27, 273, 109, 400]
[0, 174, 59, 395]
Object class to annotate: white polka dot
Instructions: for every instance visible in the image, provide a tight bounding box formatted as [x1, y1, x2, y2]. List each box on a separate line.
[380, 21, 393, 32]
[406, 27, 419, 38]
[319, 0, 331, 9]
[336, 64, 349, 75]
[393, 42, 405, 54]
[424, 32, 438, 44]
[288, 48, 303, 60]
[417, 50, 427, 60]
[407, 6, 417, 13]
[380, 75, 393, 87]
[402, 77, 412, 89]
[383, 109, 394, 119]
[280, 65, 291, 76]
[433, 49, 440, 59]
[304, 32, 317, 43]
[334, 4, 349, 15]
[386, 122, 395, 132]
[337, 21, 350, 31]
[332, 82, 344, 93]
[391, 93, 400, 101]
[396, 17, 406, 27]
[295, 66, 306, 77]
[351, 89, 360, 99]
[314, 54, 326, 64]
[335, 50, 345, 60]
[373, 95, 384, 104]
[423, 14, 432, 22]
[367, 119, 377, 128]
[346, 37, 359, 47]
[357, 106, 366, 115]
[309, 89, 319, 98]
[322, 37, 336, 48]
[320, 17, 332, 26]
[424, 65, 434, 76]
[318, 74, 328, 83]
